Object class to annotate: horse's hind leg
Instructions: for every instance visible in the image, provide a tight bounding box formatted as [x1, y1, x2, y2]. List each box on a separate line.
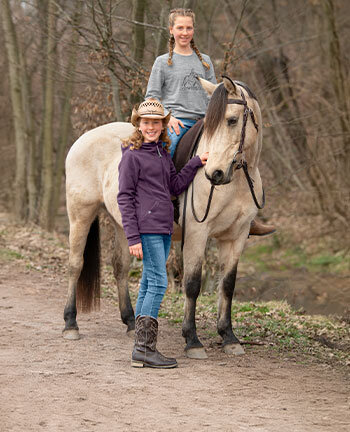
[111, 224, 135, 336]
[63, 204, 99, 340]
[216, 238, 245, 355]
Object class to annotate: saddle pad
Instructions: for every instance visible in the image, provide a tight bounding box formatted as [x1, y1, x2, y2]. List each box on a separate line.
[172, 119, 204, 172]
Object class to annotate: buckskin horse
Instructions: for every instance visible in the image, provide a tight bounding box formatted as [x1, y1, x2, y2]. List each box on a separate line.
[63, 76, 264, 359]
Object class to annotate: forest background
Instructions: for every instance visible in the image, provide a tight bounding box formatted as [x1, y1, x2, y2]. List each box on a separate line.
[1, 0, 349, 302]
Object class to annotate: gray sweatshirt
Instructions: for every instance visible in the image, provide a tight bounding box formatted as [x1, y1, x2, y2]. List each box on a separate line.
[145, 51, 217, 120]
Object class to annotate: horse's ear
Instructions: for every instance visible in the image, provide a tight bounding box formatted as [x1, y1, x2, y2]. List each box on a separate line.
[197, 77, 218, 96]
[222, 76, 239, 96]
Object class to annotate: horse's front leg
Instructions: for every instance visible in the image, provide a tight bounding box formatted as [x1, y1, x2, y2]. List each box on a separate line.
[182, 232, 208, 359]
[216, 237, 247, 355]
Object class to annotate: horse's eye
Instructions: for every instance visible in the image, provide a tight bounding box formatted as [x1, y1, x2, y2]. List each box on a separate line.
[227, 117, 238, 126]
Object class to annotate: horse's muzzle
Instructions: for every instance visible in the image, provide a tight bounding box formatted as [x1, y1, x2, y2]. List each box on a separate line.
[205, 169, 229, 186]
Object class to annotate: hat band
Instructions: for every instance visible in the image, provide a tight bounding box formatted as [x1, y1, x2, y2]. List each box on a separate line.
[140, 111, 164, 116]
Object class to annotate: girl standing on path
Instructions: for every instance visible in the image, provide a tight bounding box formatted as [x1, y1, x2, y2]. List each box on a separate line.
[117, 99, 208, 369]
[146, 8, 276, 236]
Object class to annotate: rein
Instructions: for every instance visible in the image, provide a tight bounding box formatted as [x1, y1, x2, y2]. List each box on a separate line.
[181, 127, 213, 250]
[181, 79, 265, 251]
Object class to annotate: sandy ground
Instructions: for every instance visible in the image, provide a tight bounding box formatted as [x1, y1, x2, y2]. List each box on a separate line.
[1, 261, 349, 432]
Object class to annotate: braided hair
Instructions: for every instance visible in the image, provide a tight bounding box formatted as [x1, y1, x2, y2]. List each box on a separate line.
[190, 39, 210, 70]
[167, 34, 175, 66]
[167, 8, 210, 70]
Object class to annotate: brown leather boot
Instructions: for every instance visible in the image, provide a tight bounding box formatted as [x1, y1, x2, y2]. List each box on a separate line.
[249, 218, 276, 236]
[132, 316, 178, 369]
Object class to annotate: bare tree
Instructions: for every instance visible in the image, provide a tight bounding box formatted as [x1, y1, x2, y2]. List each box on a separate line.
[39, 0, 57, 230]
[1, 0, 27, 221]
[132, 0, 147, 64]
[51, 3, 84, 222]
[156, 0, 172, 57]
[130, 0, 147, 105]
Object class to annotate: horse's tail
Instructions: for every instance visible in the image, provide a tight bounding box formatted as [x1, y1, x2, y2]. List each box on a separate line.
[77, 217, 101, 312]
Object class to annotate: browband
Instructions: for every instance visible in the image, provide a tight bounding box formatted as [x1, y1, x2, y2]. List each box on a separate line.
[227, 99, 247, 105]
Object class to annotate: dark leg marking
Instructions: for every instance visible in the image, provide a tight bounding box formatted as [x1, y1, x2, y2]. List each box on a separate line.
[182, 265, 204, 350]
[217, 265, 240, 345]
[63, 302, 79, 331]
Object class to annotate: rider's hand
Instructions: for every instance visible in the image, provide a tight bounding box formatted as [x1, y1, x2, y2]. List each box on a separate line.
[129, 243, 143, 260]
[168, 116, 184, 135]
[200, 151, 209, 165]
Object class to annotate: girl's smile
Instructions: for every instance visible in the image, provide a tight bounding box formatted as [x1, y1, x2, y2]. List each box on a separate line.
[139, 118, 163, 143]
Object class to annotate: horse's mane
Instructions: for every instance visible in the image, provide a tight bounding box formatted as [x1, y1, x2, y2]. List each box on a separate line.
[235, 81, 258, 101]
[204, 80, 258, 139]
[204, 83, 228, 139]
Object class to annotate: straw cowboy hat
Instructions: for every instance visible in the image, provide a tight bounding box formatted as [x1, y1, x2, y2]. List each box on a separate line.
[131, 98, 171, 127]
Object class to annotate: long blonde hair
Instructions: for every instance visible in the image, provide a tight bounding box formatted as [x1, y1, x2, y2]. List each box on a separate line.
[167, 8, 210, 70]
[123, 120, 171, 152]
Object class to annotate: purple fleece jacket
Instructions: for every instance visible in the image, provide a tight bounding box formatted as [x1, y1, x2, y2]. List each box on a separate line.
[117, 141, 203, 246]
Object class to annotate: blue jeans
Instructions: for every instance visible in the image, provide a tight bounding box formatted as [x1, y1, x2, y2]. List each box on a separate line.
[168, 118, 198, 157]
[135, 234, 172, 319]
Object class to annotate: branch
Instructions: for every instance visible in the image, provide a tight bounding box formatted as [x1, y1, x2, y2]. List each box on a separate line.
[110, 14, 167, 31]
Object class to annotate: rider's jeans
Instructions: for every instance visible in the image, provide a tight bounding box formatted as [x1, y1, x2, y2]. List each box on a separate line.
[168, 118, 198, 157]
[135, 234, 172, 319]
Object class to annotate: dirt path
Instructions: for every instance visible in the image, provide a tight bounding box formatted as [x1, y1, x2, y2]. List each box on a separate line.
[1, 261, 349, 432]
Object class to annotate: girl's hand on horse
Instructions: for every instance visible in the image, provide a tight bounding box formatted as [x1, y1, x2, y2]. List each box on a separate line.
[129, 243, 143, 260]
[200, 152, 209, 165]
[168, 116, 184, 135]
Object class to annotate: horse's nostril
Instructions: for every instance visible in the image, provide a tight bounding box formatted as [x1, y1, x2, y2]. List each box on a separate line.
[212, 170, 224, 184]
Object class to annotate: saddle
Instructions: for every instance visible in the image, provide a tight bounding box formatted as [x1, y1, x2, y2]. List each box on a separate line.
[172, 119, 204, 173]
[171, 119, 204, 223]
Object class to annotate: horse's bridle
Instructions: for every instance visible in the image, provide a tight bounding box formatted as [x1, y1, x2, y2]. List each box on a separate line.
[227, 85, 259, 170]
[181, 78, 265, 250]
[225, 78, 265, 210]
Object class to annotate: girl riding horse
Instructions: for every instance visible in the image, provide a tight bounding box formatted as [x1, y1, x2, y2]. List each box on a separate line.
[146, 7, 275, 236]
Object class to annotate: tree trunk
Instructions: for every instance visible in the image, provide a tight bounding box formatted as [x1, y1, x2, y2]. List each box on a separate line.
[110, 71, 125, 121]
[156, 0, 172, 57]
[19, 48, 38, 222]
[1, 0, 27, 221]
[51, 4, 83, 225]
[130, 0, 147, 105]
[38, 0, 56, 230]
[132, 0, 146, 64]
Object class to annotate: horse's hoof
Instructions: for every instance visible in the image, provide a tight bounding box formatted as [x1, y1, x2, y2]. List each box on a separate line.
[63, 329, 80, 340]
[223, 343, 245, 355]
[185, 347, 208, 359]
[126, 329, 135, 339]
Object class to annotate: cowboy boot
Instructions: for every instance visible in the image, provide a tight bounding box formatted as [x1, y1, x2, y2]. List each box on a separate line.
[249, 218, 276, 236]
[132, 316, 178, 369]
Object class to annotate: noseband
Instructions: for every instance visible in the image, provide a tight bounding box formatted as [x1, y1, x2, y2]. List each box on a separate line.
[181, 79, 265, 250]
